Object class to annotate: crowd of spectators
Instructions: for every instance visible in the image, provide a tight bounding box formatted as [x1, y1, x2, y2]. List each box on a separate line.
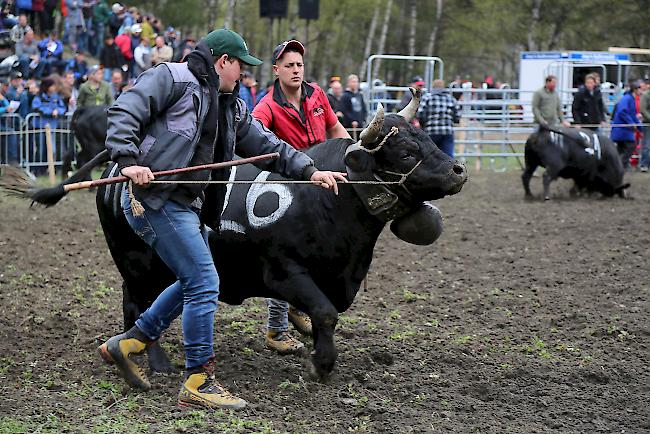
[0, 1, 197, 165]
[0, 1, 193, 122]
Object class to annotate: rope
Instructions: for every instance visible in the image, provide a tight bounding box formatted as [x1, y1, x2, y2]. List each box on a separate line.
[147, 180, 402, 185]
[127, 181, 145, 217]
[127, 179, 408, 219]
[358, 126, 399, 154]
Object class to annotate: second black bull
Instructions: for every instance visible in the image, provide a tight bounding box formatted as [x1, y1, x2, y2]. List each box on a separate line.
[61, 105, 110, 179]
[522, 126, 630, 200]
[87, 93, 467, 379]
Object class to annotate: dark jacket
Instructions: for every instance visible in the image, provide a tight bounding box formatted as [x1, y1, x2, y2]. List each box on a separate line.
[572, 86, 605, 126]
[99, 42, 125, 69]
[327, 93, 341, 113]
[340, 89, 367, 128]
[105, 43, 316, 229]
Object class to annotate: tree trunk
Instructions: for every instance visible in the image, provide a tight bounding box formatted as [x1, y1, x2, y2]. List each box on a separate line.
[425, 0, 443, 57]
[205, 0, 219, 34]
[360, 6, 380, 81]
[223, 0, 236, 29]
[526, 0, 542, 51]
[407, 0, 417, 76]
[373, 0, 393, 80]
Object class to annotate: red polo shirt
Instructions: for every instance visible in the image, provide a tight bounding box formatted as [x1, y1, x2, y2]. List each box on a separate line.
[252, 80, 338, 149]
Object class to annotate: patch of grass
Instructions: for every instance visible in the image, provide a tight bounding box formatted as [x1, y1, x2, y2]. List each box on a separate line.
[345, 383, 369, 407]
[97, 379, 121, 395]
[89, 413, 150, 433]
[388, 326, 417, 341]
[0, 357, 14, 374]
[402, 289, 424, 303]
[522, 337, 552, 359]
[454, 335, 472, 345]
[227, 320, 260, 336]
[173, 410, 212, 430]
[0, 417, 29, 433]
[278, 379, 300, 391]
[92, 281, 115, 298]
[339, 315, 360, 325]
[388, 309, 401, 320]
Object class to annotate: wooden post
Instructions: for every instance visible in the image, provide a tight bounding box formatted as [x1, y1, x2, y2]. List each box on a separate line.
[45, 124, 55, 186]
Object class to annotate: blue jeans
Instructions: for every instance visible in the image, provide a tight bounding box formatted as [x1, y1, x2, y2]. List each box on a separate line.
[267, 299, 289, 332]
[641, 126, 650, 168]
[429, 133, 455, 158]
[121, 189, 219, 369]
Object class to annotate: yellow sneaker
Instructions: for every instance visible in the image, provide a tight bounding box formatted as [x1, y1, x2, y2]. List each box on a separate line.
[97, 328, 151, 390]
[288, 307, 313, 336]
[265, 330, 305, 354]
[178, 359, 246, 410]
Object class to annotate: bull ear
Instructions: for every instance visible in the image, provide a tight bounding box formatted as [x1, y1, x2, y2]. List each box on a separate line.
[344, 144, 371, 172]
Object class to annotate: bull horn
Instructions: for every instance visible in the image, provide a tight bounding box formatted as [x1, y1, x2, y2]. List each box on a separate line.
[397, 87, 422, 122]
[359, 103, 385, 146]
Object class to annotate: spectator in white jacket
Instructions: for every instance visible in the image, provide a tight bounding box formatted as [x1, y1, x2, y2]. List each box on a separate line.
[133, 37, 151, 77]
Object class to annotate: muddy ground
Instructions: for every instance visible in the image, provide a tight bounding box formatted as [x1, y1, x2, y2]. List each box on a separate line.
[0, 170, 648, 433]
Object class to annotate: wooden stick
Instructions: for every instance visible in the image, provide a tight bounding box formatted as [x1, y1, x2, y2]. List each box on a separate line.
[62, 152, 280, 193]
[45, 124, 55, 186]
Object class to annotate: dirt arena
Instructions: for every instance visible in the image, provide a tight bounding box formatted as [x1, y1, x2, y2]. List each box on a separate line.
[0, 169, 648, 433]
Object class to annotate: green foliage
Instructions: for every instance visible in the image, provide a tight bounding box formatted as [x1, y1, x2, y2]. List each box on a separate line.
[122, 0, 650, 86]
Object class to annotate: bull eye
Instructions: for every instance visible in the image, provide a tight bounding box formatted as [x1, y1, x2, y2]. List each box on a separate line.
[400, 153, 412, 161]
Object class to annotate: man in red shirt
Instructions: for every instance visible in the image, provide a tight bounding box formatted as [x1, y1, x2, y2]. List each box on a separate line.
[114, 26, 134, 77]
[252, 40, 350, 354]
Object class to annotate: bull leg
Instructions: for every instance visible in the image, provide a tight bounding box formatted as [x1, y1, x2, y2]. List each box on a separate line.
[122, 281, 174, 373]
[542, 169, 558, 201]
[522, 165, 536, 197]
[263, 263, 338, 380]
[522, 148, 538, 198]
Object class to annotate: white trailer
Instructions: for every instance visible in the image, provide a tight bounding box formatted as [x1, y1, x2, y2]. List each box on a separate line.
[518, 51, 631, 121]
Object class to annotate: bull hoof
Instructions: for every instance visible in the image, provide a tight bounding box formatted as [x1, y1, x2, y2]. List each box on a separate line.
[147, 342, 175, 373]
[544, 196, 550, 201]
[308, 352, 335, 382]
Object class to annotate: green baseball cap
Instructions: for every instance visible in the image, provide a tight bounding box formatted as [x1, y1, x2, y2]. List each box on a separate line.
[203, 29, 262, 66]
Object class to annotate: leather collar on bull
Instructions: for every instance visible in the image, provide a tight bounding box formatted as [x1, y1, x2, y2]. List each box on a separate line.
[343, 90, 444, 246]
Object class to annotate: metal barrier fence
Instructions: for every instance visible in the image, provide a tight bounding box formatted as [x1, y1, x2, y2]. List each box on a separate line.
[0, 113, 75, 175]
[359, 86, 629, 171]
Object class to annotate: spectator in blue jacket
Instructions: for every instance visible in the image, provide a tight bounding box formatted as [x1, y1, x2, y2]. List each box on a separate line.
[611, 80, 642, 170]
[37, 32, 65, 76]
[65, 51, 88, 83]
[5, 71, 30, 118]
[31, 77, 67, 168]
[0, 86, 20, 164]
[239, 70, 255, 109]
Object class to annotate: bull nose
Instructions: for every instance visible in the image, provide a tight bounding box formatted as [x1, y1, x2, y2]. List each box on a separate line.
[452, 162, 466, 177]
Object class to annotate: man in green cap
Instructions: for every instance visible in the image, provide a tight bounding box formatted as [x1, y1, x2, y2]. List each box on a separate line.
[97, 28, 347, 410]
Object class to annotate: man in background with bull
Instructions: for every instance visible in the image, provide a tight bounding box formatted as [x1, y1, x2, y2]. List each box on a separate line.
[572, 73, 606, 133]
[252, 39, 350, 354]
[532, 75, 570, 129]
[97, 28, 346, 411]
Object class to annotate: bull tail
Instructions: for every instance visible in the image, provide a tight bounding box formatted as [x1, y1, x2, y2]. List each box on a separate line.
[0, 149, 111, 207]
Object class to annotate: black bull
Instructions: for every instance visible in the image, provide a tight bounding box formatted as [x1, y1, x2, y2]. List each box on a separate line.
[95, 108, 467, 379]
[522, 126, 629, 200]
[61, 105, 109, 180]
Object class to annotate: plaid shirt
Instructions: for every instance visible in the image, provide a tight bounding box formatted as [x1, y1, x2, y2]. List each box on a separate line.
[417, 89, 459, 135]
